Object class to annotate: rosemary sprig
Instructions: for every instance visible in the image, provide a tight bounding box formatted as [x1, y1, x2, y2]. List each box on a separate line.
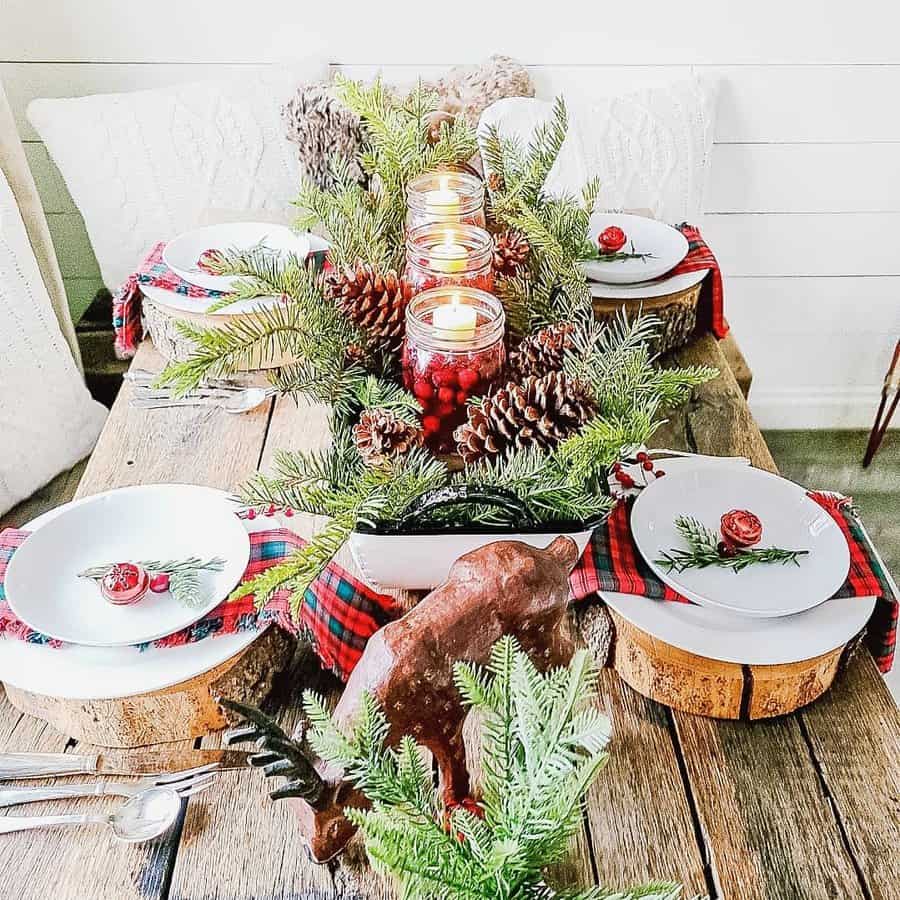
[655, 516, 809, 573]
[579, 240, 656, 264]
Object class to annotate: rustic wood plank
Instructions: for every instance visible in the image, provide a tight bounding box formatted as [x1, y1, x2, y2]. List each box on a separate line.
[799, 652, 900, 900]
[718, 334, 752, 400]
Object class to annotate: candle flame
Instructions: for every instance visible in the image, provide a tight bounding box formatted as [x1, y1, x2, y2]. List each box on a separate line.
[443, 229, 456, 246]
[451, 292, 461, 310]
[439, 174, 450, 191]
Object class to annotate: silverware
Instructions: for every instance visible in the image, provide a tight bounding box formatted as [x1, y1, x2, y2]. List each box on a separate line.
[0, 763, 217, 808]
[0, 748, 250, 779]
[129, 386, 273, 414]
[0, 786, 182, 842]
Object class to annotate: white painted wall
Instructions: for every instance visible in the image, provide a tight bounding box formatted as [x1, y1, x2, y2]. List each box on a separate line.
[1, 0, 899, 430]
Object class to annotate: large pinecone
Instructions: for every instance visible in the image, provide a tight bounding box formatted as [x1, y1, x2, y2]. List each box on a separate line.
[322, 262, 413, 355]
[354, 409, 424, 466]
[507, 322, 576, 381]
[491, 229, 530, 277]
[454, 371, 597, 464]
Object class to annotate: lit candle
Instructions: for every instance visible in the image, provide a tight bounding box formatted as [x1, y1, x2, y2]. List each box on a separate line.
[430, 229, 468, 274]
[433, 293, 477, 342]
[424, 174, 461, 221]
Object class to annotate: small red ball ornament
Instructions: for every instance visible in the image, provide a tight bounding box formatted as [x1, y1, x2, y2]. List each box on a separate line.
[720, 509, 763, 550]
[149, 572, 170, 593]
[101, 563, 149, 606]
[598, 226, 627, 253]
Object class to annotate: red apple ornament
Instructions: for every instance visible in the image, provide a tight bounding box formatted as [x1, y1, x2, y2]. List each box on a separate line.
[720, 509, 763, 550]
[101, 563, 150, 606]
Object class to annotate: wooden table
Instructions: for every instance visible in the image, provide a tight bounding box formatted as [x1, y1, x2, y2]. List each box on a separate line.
[2, 334, 899, 900]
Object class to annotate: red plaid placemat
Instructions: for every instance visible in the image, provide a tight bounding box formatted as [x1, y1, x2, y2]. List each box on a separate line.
[672, 224, 727, 340]
[570, 492, 897, 672]
[0, 527, 399, 682]
[112, 242, 227, 360]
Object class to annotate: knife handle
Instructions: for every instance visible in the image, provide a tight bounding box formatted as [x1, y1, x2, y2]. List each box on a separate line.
[0, 753, 98, 780]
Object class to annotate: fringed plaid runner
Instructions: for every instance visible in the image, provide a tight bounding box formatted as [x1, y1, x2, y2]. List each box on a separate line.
[570, 492, 897, 672]
[0, 527, 399, 682]
[672, 224, 727, 340]
[112, 242, 226, 360]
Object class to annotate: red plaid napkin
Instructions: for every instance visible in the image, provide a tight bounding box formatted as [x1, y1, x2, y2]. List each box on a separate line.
[0, 527, 399, 682]
[112, 242, 228, 360]
[570, 492, 897, 673]
[672, 224, 727, 339]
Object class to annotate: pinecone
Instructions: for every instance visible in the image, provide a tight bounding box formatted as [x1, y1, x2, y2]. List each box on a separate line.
[491, 229, 529, 277]
[454, 371, 597, 464]
[507, 322, 576, 381]
[354, 409, 424, 466]
[322, 262, 413, 355]
[487, 171, 504, 193]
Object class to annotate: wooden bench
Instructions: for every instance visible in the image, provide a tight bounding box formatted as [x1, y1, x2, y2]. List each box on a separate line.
[1, 332, 897, 900]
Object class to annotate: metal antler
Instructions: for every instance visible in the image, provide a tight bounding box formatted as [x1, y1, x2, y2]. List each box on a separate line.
[218, 698, 325, 803]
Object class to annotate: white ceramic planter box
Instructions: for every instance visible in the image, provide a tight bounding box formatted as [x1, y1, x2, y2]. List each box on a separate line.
[349, 529, 593, 591]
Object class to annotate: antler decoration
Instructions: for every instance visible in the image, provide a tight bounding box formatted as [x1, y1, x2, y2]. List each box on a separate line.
[219, 698, 324, 803]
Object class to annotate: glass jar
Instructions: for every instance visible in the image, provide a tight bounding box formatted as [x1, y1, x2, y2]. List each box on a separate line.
[405, 223, 494, 296]
[405, 170, 486, 230]
[402, 287, 506, 455]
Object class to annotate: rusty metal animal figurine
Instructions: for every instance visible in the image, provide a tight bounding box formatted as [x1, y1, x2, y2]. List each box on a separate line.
[222, 535, 580, 863]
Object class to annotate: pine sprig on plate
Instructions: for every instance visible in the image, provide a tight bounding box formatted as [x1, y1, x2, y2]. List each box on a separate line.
[579, 240, 656, 264]
[656, 516, 809, 573]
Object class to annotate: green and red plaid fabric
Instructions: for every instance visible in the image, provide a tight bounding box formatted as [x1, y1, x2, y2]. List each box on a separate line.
[672, 224, 727, 339]
[570, 492, 897, 672]
[112, 242, 227, 359]
[0, 527, 399, 682]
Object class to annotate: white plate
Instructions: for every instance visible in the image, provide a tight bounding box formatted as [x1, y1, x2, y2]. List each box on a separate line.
[602, 590, 875, 665]
[588, 268, 708, 301]
[630, 466, 851, 618]
[163, 222, 310, 292]
[580, 213, 689, 285]
[5, 485, 250, 646]
[0, 494, 262, 700]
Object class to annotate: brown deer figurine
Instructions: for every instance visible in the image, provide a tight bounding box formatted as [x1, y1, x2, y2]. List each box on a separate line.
[222, 535, 580, 863]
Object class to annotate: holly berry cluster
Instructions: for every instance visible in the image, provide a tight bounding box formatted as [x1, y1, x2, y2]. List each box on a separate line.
[611, 451, 666, 491]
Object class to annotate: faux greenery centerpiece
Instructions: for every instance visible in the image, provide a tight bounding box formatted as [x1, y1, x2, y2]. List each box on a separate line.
[158, 77, 716, 616]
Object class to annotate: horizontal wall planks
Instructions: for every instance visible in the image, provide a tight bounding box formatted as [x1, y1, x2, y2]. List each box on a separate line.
[3, 0, 900, 65]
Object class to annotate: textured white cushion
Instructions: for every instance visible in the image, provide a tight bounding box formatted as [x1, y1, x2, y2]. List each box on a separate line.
[0, 166, 106, 515]
[27, 63, 326, 288]
[479, 76, 718, 223]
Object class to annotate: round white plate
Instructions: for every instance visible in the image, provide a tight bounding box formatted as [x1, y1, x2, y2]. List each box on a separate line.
[603, 590, 874, 665]
[0, 494, 263, 700]
[588, 268, 708, 301]
[630, 466, 851, 618]
[580, 213, 689, 285]
[5, 485, 250, 646]
[163, 222, 310, 292]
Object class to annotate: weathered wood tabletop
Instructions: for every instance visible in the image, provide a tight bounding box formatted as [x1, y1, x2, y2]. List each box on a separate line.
[1, 334, 898, 900]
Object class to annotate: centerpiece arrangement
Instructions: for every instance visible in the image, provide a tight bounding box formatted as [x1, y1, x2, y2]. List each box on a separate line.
[159, 77, 715, 614]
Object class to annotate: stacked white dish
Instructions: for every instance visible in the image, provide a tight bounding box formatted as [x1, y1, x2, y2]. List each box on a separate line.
[606, 458, 875, 666]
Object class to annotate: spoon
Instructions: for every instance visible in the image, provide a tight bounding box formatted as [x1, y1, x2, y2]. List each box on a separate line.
[129, 386, 275, 415]
[0, 786, 182, 842]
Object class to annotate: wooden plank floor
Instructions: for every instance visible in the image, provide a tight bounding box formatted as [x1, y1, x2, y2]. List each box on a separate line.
[0, 337, 898, 900]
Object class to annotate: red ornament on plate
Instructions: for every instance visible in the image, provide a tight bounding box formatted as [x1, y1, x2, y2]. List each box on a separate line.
[598, 226, 627, 253]
[101, 563, 150, 606]
[149, 572, 170, 593]
[720, 509, 763, 549]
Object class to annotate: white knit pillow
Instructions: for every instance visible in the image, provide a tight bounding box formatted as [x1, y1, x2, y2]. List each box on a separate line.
[0, 167, 106, 515]
[27, 63, 326, 288]
[479, 76, 718, 223]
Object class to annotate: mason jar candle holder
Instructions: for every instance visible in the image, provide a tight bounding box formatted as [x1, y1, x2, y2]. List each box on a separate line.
[405, 170, 486, 230]
[405, 223, 494, 295]
[402, 287, 506, 455]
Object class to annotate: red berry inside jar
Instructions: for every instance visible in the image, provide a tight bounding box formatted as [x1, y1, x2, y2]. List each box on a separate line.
[101, 563, 149, 606]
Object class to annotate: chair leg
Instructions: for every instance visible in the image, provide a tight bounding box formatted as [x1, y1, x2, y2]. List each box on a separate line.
[863, 339, 900, 467]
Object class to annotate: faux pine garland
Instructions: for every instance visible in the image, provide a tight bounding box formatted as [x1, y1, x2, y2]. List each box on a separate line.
[302, 636, 687, 900]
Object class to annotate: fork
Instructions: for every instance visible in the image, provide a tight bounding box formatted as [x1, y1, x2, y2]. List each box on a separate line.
[0, 762, 218, 808]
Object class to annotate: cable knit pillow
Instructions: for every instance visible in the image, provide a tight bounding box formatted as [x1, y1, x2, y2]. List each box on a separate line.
[0, 166, 107, 515]
[479, 76, 718, 223]
[27, 63, 326, 288]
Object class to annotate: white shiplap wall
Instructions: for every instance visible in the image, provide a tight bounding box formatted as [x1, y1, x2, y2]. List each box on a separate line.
[1, 0, 899, 430]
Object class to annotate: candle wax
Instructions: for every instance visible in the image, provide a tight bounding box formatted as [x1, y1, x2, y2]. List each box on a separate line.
[433, 297, 477, 341]
[423, 175, 461, 221]
[430, 229, 468, 274]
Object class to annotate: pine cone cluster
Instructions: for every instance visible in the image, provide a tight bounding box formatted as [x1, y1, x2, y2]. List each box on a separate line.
[507, 322, 576, 381]
[454, 371, 597, 464]
[323, 262, 413, 355]
[354, 409, 424, 466]
[491, 229, 530, 277]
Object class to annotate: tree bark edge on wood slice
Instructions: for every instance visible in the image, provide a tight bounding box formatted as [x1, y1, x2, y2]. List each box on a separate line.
[2, 627, 295, 748]
[608, 609, 847, 719]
